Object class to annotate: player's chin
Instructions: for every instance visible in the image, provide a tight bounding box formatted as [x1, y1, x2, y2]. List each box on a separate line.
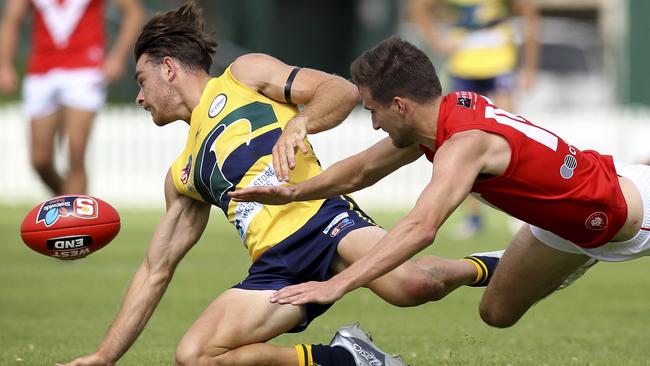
[152, 114, 174, 127]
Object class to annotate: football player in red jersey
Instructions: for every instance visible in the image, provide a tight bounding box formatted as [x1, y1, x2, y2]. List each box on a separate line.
[231, 36, 650, 328]
[0, 0, 144, 194]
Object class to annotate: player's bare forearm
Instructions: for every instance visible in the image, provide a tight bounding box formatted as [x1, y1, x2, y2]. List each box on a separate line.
[272, 214, 437, 305]
[110, 0, 144, 63]
[94, 260, 172, 363]
[515, 0, 540, 84]
[0, 0, 27, 68]
[89, 176, 210, 363]
[295, 75, 359, 134]
[230, 153, 366, 204]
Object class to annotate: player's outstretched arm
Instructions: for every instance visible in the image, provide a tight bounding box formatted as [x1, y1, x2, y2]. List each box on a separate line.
[56, 170, 211, 366]
[0, 0, 28, 94]
[231, 53, 360, 181]
[271, 131, 488, 305]
[103, 0, 144, 83]
[229, 138, 423, 204]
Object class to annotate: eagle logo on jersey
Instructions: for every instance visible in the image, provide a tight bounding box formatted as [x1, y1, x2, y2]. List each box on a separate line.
[194, 102, 278, 209]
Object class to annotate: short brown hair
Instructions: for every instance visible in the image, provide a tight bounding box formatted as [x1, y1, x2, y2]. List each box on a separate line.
[134, 1, 217, 72]
[350, 36, 442, 105]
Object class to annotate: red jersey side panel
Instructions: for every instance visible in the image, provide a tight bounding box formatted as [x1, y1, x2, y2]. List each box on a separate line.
[28, 0, 105, 74]
[421, 91, 627, 248]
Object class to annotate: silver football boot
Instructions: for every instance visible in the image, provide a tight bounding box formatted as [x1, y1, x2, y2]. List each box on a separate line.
[329, 323, 409, 366]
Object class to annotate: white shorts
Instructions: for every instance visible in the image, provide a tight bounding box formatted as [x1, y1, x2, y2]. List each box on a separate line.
[22, 68, 107, 118]
[531, 162, 650, 262]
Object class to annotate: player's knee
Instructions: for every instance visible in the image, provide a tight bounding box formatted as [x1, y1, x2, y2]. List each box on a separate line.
[478, 300, 519, 328]
[175, 341, 201, 366]
[67, 155, 86, 172]
[31, 154, 53, 173]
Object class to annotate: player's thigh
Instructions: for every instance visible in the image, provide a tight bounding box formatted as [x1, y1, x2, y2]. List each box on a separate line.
[30, 112, 62, 164]
[62, 106, 95, 161]
[178, 288, 306, 356]
[335, 226, 439, 305]
[481, 224, 590, 323]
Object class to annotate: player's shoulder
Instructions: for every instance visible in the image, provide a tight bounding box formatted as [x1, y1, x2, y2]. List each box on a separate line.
[441, 91, 488, 121]
[230, 53, 283, 83]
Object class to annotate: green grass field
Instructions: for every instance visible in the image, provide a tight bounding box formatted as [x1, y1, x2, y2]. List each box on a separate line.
[2, 203, 649, 366]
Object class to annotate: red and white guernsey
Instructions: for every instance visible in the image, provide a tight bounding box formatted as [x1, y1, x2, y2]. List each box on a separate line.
[420, 91, 628, 248]
[28, 0, 105, 74]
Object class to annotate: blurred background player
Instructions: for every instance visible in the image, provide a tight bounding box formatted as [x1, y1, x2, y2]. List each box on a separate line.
[408, 0, 539, 238]
[0, 0, 144, 194]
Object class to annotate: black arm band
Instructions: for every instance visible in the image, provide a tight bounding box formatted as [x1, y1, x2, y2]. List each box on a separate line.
[284, 67, 301, 105]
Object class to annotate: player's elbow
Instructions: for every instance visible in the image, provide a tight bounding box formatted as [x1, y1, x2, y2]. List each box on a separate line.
[340, 78, 361, 106]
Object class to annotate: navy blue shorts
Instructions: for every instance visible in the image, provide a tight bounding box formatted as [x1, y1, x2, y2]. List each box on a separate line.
[233, 195, 375, 332]
[449, 73, 516, 95]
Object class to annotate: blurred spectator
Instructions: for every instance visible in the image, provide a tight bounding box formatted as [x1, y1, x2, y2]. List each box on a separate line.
[408, 0, 539, 238]
[0, 0, 144, 194]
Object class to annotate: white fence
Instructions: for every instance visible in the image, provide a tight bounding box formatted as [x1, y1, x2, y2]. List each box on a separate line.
[1, 104, 650, 209]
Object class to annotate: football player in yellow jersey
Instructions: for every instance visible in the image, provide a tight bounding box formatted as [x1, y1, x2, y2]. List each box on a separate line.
[408, 0, 539, 238]
[58, 2, 501, 366]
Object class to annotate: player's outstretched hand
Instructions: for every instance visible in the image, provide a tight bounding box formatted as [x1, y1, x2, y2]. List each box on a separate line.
[273, 117, 309, 182]
[270, 280, 346, 305]
[228, 185, 296, 205]
[55, 353, 113, 366]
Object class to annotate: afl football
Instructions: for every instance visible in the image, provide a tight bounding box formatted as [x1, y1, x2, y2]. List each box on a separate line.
[20, 195, 121, 260]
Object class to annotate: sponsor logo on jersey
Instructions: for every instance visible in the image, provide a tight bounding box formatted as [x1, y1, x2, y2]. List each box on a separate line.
[180, 155, 192, 185]
[585, 212, 608, 231]
[233, 164, 278, 243]
[208, 94, 227, 118]
[330, 217, 355, 237]
[560, 154, 578, 179]
[36, 196, 98, 227]
[456, 91, 474, 109]
[457, 97, 472, 108]
[323, 212, 356, 237]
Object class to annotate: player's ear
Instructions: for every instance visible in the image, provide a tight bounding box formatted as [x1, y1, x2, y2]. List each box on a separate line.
[393, 96, 408, 115]
[162, 56, 177, 81]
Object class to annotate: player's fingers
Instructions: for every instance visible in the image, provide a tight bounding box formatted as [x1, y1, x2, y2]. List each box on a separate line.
[276, 142, 293, 181]
[296, 138, 308, 154]
[286, 141, 297, 170]
[276, 294, 304, 305]
[272, 144, 287, 182]
[289, 294, 315, 305]
[271, 284, 306, 302]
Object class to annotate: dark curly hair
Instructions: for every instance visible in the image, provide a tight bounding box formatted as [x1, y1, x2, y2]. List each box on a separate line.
[351, 36, 442, 105]
[134, 1, 217, 72]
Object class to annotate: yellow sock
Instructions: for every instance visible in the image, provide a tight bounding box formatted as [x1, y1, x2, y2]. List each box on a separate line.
[462, 257, 487, 285]
[294, 344, 313, 366]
